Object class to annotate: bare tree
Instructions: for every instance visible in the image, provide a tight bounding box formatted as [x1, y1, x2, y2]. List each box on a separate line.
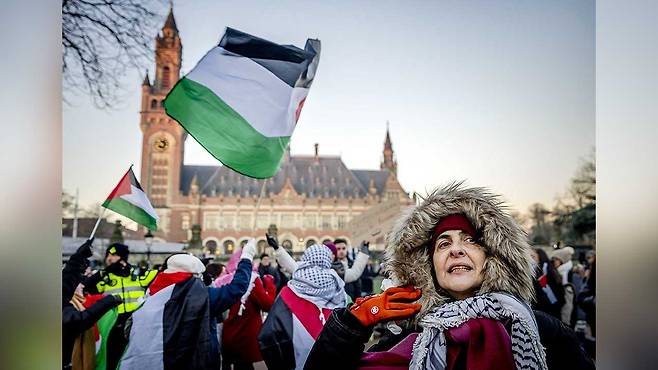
[527, 203, 553, 245]
[62, 190, 75, 217]
[62, 0, 166, 109]
[80, 202, 104, 218]
[568, 148, 596, 208]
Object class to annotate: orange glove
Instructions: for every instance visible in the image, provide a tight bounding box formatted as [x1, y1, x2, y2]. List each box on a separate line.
[350, 285, 422, 327]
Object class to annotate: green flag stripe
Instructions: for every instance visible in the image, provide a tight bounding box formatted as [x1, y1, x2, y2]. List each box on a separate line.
[102, 197, 157, 231]
[95, 307, 118, 370]
[164, 77, 290, 179]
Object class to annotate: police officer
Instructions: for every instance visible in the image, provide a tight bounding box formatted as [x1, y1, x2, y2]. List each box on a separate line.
[82, 243, 157, 370]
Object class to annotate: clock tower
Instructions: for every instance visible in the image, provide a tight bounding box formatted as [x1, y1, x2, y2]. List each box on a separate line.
[139, 7, 185, 214]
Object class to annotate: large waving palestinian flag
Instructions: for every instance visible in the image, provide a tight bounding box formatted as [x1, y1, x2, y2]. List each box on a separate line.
[102, 167, 159, 230]
[164, 27, 321, 178]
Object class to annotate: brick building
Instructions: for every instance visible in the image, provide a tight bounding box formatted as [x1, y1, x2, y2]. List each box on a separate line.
[139, 9, 412, 255]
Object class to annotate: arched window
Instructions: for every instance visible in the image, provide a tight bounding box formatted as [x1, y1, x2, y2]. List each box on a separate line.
[223, 240, 234, 254]
[205, 240, 218, 255]
[162, 66, 171, 88]
[257, 240, 268, 254]
[150, 99, 157, 109]
[305, 239, 316, 248]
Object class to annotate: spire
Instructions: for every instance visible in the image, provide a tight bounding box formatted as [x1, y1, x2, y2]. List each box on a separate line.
[142, 70, 150, 86]
[384, 120, 393, 151]
[381, 121, 397, 177]
[163, 6, 178, 32]
[190, 173, 199, 196]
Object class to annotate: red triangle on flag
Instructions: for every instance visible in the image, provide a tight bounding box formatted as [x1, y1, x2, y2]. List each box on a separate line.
[537, 274, 548, 288]
[105, 169, 132, 200]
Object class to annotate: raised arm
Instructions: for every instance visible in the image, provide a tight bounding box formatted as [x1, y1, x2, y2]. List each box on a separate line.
[344, 252, 369, 283]
[63, 295, 121, 335]
[251, 274, 277, 311]
[268, 233, 298, 274]
[208, 239, 257, 316]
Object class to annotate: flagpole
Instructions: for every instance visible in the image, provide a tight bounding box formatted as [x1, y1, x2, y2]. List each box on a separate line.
[89, 206, 106, 240]
[251, 180, 268, 238]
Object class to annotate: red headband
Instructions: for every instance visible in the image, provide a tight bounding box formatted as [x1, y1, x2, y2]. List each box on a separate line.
[431, 214, 477, 247]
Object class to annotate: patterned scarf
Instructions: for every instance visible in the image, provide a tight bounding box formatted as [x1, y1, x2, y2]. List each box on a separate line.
[410, 292, 548, 370]
[287, 244, 346, 310]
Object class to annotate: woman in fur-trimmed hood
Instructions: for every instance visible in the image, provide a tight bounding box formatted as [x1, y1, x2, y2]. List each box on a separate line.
[385, 182, 535, 319]
[304, 183, 595, 370]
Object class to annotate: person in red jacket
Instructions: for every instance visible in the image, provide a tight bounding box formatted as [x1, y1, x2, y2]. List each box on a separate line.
[217, 249, 277, 370]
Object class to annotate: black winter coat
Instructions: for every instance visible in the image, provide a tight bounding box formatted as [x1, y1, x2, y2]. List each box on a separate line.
[304, 308, 595, 370]
[62, 250, 121, 368]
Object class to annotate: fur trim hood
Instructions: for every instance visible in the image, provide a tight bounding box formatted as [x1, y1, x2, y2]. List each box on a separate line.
[384, 182, 535, 319]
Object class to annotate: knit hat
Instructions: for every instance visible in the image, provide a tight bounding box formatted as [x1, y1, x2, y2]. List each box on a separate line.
[164, 254, 206, 274]
[323, 241, 338, 258]
[430, 214, 477, 248]
[551, 246, 575, 263]
[106, 243, 129, 261]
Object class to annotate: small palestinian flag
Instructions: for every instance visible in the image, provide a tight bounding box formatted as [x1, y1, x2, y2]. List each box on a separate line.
[102, 167, 159, 230]
[164, 27, 321, 179]
[94, 307, 118, 370]
[82, 294, 118, 370]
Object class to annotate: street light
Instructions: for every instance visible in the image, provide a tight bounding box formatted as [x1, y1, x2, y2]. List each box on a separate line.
[144, 230, 154, 266]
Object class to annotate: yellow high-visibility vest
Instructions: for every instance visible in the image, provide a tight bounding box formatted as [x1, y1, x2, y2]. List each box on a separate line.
[95, 268, 158, 314]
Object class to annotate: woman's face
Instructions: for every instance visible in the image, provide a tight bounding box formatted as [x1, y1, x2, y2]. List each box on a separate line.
[432, 230, 486, 300]
[530, 249, 540, 264]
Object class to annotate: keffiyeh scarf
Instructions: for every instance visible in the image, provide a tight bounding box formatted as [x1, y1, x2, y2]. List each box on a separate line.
[410, 292, 548, 370]
[288, 244, 346, 310]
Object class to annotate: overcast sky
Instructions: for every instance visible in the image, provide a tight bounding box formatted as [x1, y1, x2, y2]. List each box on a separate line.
[63, 0, 594, 217]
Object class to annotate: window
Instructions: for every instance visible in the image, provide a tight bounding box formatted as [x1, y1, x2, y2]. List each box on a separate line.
[181, 213, 190, 230]
[257, 240, 268, 254]
[303, 215, 316, 229]
[220, 213, 235, 230]
[204, 212, 219, 230]
[321, 215, 332, 230]
[162, 66, 171, 88]
[256, 214, 269, 229]
[281, 213, 295, 228]
[239, 214, 251, 230]
[150, 99, 158, 109]
[306, 239, 316, 248]
[336, 215, 347, 229]
[205, 240, 217, 254]
[223, 240, 234, 254]
[281, 240, 293, 251]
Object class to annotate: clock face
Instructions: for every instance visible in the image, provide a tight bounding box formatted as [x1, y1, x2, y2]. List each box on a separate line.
[154, 137, 169, 152]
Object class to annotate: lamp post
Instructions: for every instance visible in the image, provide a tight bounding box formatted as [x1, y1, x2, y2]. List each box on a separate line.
[144, 230, 154, 266]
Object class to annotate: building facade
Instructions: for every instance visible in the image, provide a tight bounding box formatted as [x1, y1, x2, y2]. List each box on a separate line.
[140, 10, 412, 255]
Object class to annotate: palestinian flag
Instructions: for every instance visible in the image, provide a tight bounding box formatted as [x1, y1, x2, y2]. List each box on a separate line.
[164, 27, 321, 179]
[102, 167, 159, 230]
[119, 277, 212, 369]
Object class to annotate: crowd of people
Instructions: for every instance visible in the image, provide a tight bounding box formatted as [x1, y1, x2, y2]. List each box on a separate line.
[62, 183, 595, 369]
